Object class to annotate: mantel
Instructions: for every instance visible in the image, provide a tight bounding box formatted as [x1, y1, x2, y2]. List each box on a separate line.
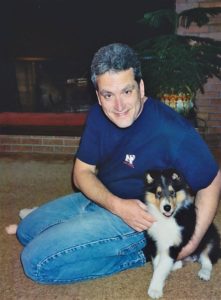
[0, 112, 87, 136]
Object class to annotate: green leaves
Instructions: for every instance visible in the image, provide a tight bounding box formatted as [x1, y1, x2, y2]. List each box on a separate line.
[179, 7, 221, 28]
[135, 5, 221, 99]
[142, 9, 177, 29]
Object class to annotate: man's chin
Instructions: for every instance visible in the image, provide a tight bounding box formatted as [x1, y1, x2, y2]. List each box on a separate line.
[111, 118, 134, 128]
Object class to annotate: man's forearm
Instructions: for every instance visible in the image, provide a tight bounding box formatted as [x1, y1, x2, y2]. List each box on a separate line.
[73, 166, 121, 213]
[178, 170, 221, 259]
[193, 170, 221, 246]
[73, 159, 155, 231]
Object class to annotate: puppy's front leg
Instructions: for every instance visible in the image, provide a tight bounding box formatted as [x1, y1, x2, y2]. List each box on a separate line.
[148, 254, 174, 299]
[152, 254, 160, 269]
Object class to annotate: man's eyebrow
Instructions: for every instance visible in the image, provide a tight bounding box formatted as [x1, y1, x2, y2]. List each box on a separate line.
[122, 84, 136, 91]
[99, 89, 112, 95]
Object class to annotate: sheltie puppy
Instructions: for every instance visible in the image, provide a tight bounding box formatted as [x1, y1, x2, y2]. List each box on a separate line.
[143, 169, 220, 299]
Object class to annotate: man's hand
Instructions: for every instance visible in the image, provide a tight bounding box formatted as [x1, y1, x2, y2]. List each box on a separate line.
[74, 159, 155, 232]
[177, 239, 198, 260]
[114, 199, 155, 232]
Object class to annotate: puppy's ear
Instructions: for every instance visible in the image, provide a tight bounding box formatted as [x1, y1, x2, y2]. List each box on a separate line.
[172, 172, 181, 181]
[146, 173, 154, 184]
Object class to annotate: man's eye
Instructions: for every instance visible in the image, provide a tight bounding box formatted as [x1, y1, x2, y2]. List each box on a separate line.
[124, 90, 132, 95]
[103, 94, 112, 99]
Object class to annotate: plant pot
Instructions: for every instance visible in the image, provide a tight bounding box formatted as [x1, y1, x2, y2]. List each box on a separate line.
[159, 92, 194, 116]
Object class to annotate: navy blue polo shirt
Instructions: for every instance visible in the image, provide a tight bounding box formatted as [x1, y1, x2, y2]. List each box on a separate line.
[76, 98, 219, 199]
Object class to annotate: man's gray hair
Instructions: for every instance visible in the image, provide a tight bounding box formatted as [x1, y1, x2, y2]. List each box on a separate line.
[91, 43, 142, 89]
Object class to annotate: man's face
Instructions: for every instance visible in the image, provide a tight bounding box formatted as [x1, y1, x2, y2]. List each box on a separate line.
[96, 68, 146, 128]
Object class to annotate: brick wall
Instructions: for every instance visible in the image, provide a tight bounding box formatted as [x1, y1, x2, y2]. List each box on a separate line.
[0, 1, 220, 156]
[0, 135, 80, 156]
[176, 0, 221, 152]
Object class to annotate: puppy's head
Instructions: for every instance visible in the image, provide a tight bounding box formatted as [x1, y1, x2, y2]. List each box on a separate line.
[144, 169, 191, 217]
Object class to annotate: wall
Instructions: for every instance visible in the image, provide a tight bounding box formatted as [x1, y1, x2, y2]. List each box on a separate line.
[0, 135, 80, 156]
[176, 0, 221, 152]
[0, 1, 220, 156]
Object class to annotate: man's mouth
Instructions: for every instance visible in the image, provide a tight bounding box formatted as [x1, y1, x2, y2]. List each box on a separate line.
[114, 111, 129, 117]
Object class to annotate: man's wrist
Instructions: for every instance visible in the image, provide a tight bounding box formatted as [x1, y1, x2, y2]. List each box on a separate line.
[108, 194, 123, 215]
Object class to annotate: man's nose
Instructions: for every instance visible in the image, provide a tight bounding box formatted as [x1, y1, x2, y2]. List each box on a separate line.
[114, 97, 124, 111]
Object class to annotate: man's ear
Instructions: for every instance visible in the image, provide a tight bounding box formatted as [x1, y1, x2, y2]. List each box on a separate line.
[96, 90, 102, 106]
[139, 79, 145, 99]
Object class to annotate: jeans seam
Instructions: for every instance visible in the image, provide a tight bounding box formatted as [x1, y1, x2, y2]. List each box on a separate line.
[36, 252, 145, 284]
[36, 232, 144, 280]
[118, 237, 146, 255]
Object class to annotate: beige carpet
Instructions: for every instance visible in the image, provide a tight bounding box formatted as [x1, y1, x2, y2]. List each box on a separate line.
[1, 153, 221, 300]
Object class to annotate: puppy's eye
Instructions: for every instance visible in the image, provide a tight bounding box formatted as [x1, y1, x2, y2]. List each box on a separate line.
[170, 190, 176, 197]
[156, 191, 162, 198]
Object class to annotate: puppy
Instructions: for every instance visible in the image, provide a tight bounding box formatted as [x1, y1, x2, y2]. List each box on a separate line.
[142, 169, 220, 299]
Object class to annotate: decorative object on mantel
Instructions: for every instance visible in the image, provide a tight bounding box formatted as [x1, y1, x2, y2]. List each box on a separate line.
[136, 4, 221, 125]
[159, 90, 194, 117]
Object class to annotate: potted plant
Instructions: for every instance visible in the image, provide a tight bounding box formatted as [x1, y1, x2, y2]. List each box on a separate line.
[136, 4, 221, 124]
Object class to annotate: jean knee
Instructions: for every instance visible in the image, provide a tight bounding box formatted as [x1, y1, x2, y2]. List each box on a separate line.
[16, 221, 30, 246]
[20, 246, 40, 283]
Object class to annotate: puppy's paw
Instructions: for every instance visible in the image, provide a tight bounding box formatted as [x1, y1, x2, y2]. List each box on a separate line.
[148, 287, 163, 299]
[19, 207, 38, 219]
[172, 260, 183, 271]
[198, 268, 211, 281]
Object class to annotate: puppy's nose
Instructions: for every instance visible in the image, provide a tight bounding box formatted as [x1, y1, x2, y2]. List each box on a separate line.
[164, 205, 171, 212]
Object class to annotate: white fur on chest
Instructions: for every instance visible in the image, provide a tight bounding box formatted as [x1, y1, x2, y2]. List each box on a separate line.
[147, 204, 182, 252]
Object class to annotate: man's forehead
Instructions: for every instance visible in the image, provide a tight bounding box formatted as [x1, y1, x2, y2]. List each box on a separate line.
[96, 69, 136, 90]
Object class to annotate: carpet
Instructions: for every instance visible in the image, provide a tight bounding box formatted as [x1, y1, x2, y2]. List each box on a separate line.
[1, 153, 221, 300]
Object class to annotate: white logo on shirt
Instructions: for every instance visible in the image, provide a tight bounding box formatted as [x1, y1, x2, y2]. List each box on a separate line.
[124, 154, 136, 168]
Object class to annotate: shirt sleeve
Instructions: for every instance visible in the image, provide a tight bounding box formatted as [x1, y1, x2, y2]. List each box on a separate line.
[173, 128, 219, 192]
[76, 105, 101, 165]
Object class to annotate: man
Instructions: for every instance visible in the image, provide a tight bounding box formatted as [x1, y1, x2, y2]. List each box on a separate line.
[17, 43, 221, 284]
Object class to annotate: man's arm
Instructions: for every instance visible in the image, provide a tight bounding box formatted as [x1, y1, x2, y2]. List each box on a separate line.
[178, 169, 221, 260]
[73, 158, 155, 231]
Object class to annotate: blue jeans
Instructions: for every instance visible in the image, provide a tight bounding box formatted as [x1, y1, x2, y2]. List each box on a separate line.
[17, 193, 147, 284]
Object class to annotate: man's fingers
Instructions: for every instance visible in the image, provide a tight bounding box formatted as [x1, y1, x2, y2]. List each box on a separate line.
[136, 200, 156, 222]
[177, 239, 198, 260]
[136, 200, 147, 210]
[137, 222, 153, 232]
